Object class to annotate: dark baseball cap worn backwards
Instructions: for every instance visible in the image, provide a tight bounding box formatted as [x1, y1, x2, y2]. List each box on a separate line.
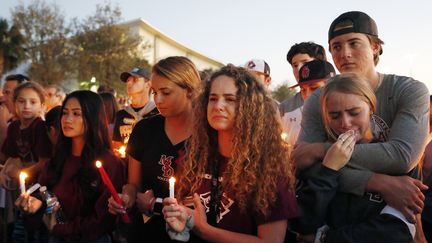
[328, 11, 379, 42]
[290, 60, 335, 88]
[120, 68, 151, 82]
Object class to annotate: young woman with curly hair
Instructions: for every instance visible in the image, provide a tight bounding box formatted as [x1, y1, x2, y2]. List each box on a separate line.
[163, 64, 299, 242]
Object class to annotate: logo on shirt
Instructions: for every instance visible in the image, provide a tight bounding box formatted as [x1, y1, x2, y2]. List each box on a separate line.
[16, 137, 34, 164]
[158, 155, 174, 177]
[366, 192, 383, 203]
[200, 174, 235, 223]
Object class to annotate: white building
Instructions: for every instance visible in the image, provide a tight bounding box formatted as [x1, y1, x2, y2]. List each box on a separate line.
[122, 18, 224, 71]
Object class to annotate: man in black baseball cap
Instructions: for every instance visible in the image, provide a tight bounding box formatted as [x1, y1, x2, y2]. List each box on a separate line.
[289, 60, 335, 101]
[294, 10, 429, 242]
[112, 67, 158, 150]
[281, 60, 334, 149]
[120, 67, 151, 82]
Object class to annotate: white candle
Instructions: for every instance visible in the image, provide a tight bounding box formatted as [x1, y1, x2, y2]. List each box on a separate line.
[169, 177, 176, 198]
[19, 172, 28, 195]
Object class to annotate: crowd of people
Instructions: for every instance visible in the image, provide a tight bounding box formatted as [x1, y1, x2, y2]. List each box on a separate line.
[0, 10, 431, 243]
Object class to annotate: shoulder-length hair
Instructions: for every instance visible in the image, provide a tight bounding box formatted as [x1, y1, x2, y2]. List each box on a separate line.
[49, 90, 111, 198]
[178, 64, 295, 218]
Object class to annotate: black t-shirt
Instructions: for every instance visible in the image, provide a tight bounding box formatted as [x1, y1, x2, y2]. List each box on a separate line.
[112, 106, 158, 143]
[127, 114, 187, 242]
[128, 114, 185, 197]
[2, 117, 52, 165]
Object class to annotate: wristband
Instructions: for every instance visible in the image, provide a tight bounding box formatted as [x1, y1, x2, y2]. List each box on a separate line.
[152, 197, 163, 216]
[166, 215, 194, 242]
[315, 224, 329, 243]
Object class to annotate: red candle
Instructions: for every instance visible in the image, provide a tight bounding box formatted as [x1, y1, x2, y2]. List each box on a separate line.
[95, 160, 130, 223]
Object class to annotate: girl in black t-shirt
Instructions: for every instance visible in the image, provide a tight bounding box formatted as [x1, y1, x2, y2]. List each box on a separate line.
[108, 56, 202, 242]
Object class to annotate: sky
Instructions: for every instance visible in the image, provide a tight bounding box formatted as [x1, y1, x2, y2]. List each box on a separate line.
[1, 0, 432, 92]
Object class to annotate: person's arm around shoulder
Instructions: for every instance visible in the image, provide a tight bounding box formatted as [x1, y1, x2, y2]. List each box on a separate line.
[348, 78, 429, 174]
[366, 173, 427, 223]
[338, 79, 429, 208]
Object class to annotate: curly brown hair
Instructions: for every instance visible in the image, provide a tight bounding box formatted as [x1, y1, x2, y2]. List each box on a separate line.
[177, 64, 295, 218]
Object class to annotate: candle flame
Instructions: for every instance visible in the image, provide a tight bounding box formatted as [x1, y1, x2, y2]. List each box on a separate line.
[117, 146, 126, 157]
[95, 160, 102, 168]
[169, 177, 176, 184]
[19, 172, 28, 180]
[281, 132, 288, 140]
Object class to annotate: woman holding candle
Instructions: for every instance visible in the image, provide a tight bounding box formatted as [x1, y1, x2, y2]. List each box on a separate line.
[15, 90, 125, 243]
[107, 56, 201, 242]
[163, 65, 299, 242]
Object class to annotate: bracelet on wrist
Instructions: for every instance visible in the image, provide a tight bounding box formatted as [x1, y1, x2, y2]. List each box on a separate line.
[152, 197, 163, 216]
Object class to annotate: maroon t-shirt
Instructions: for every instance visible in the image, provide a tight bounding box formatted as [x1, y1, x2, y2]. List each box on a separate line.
[1, 117, 52, 165]
[195, 156, 299, 235]
[38, 151, 125, 242]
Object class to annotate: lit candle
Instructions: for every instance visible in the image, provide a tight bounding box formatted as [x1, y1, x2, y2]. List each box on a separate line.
[117, 146, 126, 158]
[281, 132, 288, 141]
[19, 172, 28, 195]
[95, 160, 130, 223]
[169, 177, 176, 198]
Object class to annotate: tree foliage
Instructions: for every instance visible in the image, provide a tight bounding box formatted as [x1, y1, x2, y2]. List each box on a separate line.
[0, 18, 26, 77]
[69, 3, 150, 94]
[11, 0, 70, 85]
[271, 82, 297, 102]
[8, 1, 150, 93]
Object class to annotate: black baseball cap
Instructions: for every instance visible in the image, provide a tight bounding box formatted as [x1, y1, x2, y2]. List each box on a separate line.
[328, 11, 379, 42]
[120, 68, 151, 82]
[289, 60, 335, 88]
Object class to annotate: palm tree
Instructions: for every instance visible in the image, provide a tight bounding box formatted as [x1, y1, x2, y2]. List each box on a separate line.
[0, 18, 26, 77]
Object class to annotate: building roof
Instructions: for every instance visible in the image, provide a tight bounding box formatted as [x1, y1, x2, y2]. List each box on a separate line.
[121, 18, 224, 68]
